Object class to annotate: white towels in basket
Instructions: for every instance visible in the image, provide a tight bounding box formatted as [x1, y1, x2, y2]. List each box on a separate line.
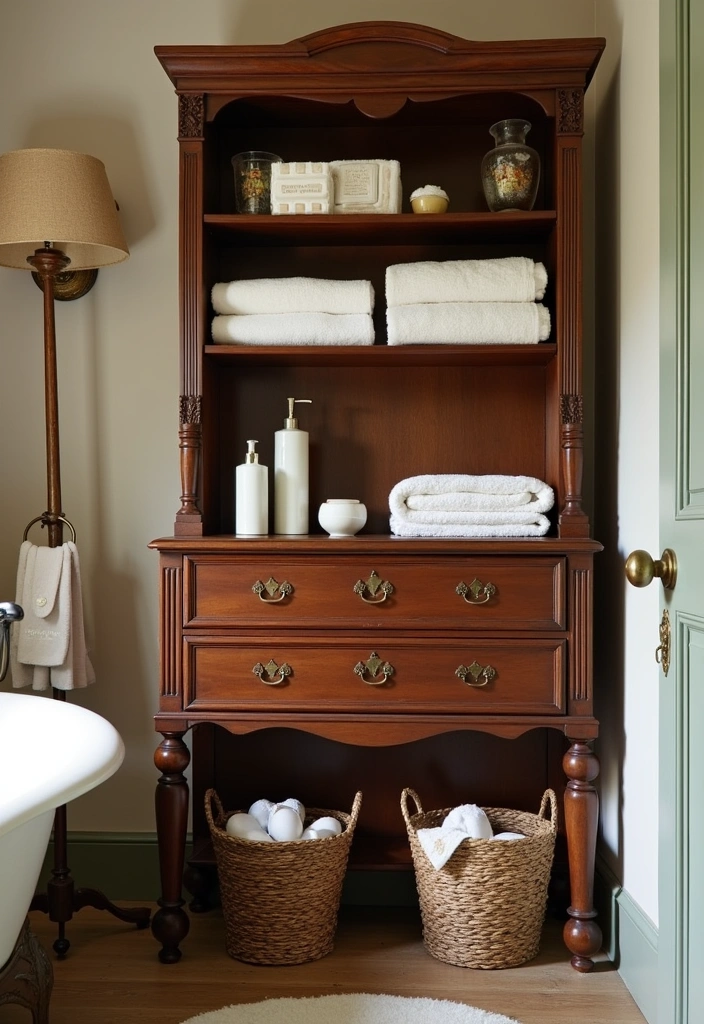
[10, 540, 95, 691]
[384, 256, 550, 346]
[389, 474, 555, 538]
[417, 803, 525, 870]
[211, 276, 375, 346]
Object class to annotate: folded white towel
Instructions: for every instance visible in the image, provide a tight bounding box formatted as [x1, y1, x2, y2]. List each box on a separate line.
[211, 277, 375, 316]
[417, 804, 493, 870]
[386, 257, 547, 307]
[389, 473, 554, 538]
[389, 518, 551, 538]
[386, 302, 550, 346]
[10, 540, 95, 691]
[390, 473, 554, 516]
[211, 312, 375, 346]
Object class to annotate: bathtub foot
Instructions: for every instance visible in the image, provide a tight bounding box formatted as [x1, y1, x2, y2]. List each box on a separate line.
[0, 918, 53, 1024]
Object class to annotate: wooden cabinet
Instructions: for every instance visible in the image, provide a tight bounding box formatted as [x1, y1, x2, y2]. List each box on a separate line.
[152, 23, 605, 970]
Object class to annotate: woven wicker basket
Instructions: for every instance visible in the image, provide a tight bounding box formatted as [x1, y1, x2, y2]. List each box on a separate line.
[205, 789, 362, 965]
[401, 787, 557, 969]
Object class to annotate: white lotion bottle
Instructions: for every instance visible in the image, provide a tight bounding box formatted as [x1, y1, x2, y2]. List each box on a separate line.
[274, 397, 312, 535]
[235, 439, 268, 536]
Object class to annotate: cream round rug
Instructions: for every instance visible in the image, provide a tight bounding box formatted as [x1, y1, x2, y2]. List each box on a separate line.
[180, 993, 520, 1024]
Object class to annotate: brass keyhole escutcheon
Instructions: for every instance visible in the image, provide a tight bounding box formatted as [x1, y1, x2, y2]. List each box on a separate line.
[655, 609, 671, 676]
[624, 548, 677, 590]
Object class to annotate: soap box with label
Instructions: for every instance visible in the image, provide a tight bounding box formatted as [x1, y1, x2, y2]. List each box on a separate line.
[270, 161, 333, 214]
[330, 159, 402, 214]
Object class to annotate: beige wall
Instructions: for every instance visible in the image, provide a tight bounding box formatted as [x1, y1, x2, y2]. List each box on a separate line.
[593, 0, 660, 925]
[0, 1, 598, 836]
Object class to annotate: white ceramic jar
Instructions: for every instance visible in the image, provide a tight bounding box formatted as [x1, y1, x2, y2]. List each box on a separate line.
[318, 499, 367, 538]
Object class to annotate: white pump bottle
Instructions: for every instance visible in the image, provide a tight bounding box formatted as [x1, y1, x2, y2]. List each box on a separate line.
[235, 439, 268, 536]
[274, 397, 312, 535]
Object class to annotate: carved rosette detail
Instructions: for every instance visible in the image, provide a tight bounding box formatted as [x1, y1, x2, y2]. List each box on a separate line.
[558, 89, 584, 134]
[560, 394, 584, 424]
[178, 94, 205, 138]
[179, 395, 202, 424]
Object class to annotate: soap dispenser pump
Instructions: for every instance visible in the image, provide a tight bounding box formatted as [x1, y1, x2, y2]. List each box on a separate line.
[235, 439, 268, 536]
[274, 397, 312, 535]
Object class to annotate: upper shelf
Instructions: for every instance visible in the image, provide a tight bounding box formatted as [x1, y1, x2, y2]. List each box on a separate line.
[204, 210, 557, 247]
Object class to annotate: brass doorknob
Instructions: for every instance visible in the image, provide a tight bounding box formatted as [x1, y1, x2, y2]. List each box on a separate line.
[624, 548, 677, 590]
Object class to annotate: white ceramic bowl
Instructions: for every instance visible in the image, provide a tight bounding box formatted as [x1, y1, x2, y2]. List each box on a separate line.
[318, 499, 367, 538]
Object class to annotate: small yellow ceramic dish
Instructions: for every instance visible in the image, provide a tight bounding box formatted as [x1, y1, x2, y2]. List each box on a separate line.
[410, 185, 449, 214]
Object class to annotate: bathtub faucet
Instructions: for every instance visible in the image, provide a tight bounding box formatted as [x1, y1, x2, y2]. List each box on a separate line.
[0, 602, 24, 682]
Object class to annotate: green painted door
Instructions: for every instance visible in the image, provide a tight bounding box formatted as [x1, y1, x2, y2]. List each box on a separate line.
[658, 1, 704, 1020]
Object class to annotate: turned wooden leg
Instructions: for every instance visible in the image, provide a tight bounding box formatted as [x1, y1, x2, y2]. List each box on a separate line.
[563, 739, 602, 971]
[152, 732, 191, 964]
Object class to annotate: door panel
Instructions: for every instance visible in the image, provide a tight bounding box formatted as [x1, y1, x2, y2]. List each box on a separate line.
[659, 1, 704, 1019]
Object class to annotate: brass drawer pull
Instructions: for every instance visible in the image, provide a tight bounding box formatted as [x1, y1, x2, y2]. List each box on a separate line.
[354, 569, 394, 604]
[354, 651, 394, 686]
[456, 578, 497, 605]
[455, 661, 497, 687]
[252, 577, 293, 603]
[252, 659, 292, 685]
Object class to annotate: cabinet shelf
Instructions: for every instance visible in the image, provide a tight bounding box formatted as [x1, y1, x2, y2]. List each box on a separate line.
[203, 343, 557, 367]
[204, 210, 557, 247]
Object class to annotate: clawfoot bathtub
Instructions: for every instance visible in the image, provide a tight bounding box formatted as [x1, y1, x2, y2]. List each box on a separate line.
[0, 689, 125, 1021]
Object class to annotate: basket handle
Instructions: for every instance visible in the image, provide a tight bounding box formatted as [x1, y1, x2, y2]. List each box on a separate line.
[348, 790, 363, 830]
[204, 788, 225, 831]
[400, 787, 424, 827]
[538, 788, 558, 830]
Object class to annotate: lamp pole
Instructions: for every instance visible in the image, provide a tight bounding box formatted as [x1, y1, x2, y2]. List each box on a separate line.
[27, 244, 68, 549]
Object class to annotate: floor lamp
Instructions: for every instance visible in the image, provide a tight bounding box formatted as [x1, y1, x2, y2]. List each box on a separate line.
[0, 148, 151, 955]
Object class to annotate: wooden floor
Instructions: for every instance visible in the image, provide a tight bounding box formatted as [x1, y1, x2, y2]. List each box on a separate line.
[2, 905, 646, 1024]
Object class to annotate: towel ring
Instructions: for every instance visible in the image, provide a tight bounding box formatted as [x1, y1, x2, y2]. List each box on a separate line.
[23, 514, 77, 543]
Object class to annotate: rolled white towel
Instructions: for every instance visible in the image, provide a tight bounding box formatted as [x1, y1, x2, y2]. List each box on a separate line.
[211, 277, 374, 315]
[386, 256, 547, 307]
[417, 803, 493, 870]
[211, 312, 375, 346]
[386, 301, 550, 346]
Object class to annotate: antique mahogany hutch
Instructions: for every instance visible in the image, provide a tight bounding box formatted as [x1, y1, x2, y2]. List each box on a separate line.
[152, 22, 605, 970]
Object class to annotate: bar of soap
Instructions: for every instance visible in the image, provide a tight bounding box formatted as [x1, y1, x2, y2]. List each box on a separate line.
[330, 159, 402, 214]
[270, 161, 333, 214]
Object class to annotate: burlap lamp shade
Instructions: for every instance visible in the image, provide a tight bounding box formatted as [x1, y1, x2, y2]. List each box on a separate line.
[0, 147, 129, 269]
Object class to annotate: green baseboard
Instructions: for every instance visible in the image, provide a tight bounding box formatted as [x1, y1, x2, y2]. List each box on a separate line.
[595, 854, 658, 1024]
[36, 832, 420, 907]
[37, 832, 162, 904]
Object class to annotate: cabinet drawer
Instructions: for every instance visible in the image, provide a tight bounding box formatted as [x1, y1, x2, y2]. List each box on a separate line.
[184, 555, 565, 630]
[184, 636, 565, 715]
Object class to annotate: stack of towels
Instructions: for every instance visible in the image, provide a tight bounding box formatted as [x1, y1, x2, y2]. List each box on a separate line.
[417, 803, 525, 870]
[211, 276, 375, 346]
[389, 473, 554, 538]
[385, 256, 550, 345]
[10, 540, 95, 690]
